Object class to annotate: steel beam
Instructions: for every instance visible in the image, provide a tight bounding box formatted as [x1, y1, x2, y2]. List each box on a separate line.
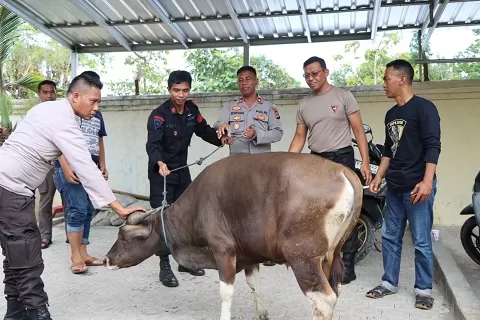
[421, 0, 449, 48]
[243, 43, 250, 65]
[415, 57, 480, 64]
[370, 0, 382, 41]
[298, 0, 312, 43]
[0, 0, 73, 49]
[224, 0, 249, 43]
[70, 50, 78, 78]
[147, 0, 189, 49]
[72, 0, 131, 51]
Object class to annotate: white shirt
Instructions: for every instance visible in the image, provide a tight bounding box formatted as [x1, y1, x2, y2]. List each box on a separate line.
[0, 98, 115, 208]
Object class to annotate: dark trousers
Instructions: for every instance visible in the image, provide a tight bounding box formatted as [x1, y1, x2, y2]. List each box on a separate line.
[37, 169, 56, 241]
[311, 146, 359, 254]
[150, 171, 191, 257]
[0, 186, 48, 309]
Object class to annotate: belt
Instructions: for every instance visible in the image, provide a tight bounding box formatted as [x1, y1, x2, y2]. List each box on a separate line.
[311, 145, 353, 158]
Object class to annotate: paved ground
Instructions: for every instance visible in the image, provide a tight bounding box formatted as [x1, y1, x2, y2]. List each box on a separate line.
[0, 225, 454, 320]
[438, 225, 480, 300]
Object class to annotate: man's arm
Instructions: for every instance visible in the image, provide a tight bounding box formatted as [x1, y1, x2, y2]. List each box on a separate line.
[145, 111, 166, 173]
[288, 123, 308, 152]
[194, 112, 223, 147]
[98, 112, 107, 174]
[213, 103, 231, 129]
[348, 111, 370, 165]
[254, 105, 283, 145]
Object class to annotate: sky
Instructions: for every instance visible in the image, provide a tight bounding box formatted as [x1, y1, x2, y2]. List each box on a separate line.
[76, 26, 477, 93]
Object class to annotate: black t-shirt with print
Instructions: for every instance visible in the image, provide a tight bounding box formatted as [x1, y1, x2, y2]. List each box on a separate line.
[383, 95, 441, 191]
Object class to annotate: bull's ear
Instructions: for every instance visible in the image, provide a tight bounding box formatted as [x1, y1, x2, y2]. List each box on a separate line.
[122, 225, 150, 239]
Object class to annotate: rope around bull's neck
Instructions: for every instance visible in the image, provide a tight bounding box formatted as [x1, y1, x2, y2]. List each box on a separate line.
[158, 135, 243, 245]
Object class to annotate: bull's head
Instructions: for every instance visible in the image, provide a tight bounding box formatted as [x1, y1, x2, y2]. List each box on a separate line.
[104, 210, 165, 269]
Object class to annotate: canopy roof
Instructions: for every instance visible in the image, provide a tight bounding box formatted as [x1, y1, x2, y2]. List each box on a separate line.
[3, 0, 479, 53]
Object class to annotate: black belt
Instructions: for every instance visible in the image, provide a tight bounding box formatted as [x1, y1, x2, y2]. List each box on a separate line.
[311, 145, 353, 158]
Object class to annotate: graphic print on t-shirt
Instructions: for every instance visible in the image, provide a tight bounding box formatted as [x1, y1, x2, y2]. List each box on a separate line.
[81, 117, 102, 157]
[386, 119, 407, 158]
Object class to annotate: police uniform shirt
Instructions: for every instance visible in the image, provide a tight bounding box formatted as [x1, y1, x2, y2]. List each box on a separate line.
[214, 95, 283, 155]
[146, 99, 221, 179]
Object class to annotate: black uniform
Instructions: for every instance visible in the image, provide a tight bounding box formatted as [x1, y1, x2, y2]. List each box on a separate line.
[146, 98, 222, 216]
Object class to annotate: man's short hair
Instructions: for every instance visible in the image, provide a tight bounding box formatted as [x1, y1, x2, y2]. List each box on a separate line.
[67, 73, 103, 95]
[386, 59, 414, 83]
[236, 66, 257, 77]
[80, 70, 101, 80]
[38, 80, 56, 92]
[168, 70, 192, 88]
[303, 56, 327, 69]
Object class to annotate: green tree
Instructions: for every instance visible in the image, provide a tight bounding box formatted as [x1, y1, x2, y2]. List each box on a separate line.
[454, 29, 480, 79]
[107, 51, 169, 96]
[185, 48, 300, 92]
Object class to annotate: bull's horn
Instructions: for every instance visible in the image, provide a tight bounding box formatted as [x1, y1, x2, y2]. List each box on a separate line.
[126, 208, 161, 225]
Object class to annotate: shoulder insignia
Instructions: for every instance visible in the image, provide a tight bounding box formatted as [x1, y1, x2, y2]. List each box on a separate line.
[272, 106, 280, 119]
[153, 115, 165, 130]
[196, 114, 204, 123]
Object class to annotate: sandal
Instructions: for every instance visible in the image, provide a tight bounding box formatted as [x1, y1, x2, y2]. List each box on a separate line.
[366, 285, 395, 299]
[71, 262, 87, 274]
[415, 294, 434, 310]
[84, 257, 104, 266]
[41, 239, 52, 249]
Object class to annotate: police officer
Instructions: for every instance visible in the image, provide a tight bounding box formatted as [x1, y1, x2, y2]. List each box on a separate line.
[215, 66, 283, 266]
[146, 70, 230, 288]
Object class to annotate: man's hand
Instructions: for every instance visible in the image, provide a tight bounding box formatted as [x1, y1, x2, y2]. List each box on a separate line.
[369, 176, 382, 193]
[100, 167, 109, 181]
[243, 126, 256, 139]
[157, 161, 170, 176]
[116, 205, 146, 220]
[360, 163, 372, 185]
[220, 135, 234, 145]
[411, 179, 433, 204]
[217, 123, 230, 138]
[64, 167, 80, 184]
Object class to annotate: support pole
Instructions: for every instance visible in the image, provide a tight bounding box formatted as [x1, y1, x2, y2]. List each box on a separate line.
[70, 50, 78, 79]
[417, 30, 423, 81]
[243, 43, 250, 66]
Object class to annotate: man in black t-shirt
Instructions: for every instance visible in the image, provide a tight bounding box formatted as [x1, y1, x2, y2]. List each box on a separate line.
[365, 59, 441, 311]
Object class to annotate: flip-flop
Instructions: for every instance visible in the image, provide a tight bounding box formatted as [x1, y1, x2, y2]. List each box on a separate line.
[366, 285, 395, 299]
[415, 294, 434, 310]
[71, 263, 88, 274]
[84, 257, 104, 266]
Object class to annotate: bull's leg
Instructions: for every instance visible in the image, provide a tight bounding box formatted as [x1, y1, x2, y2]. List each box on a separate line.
[245, 264, 269, 320]
[215, 254, 237, 320]
[290, 258, 337, 320]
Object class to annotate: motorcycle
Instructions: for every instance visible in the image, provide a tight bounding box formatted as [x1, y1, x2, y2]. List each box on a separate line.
[352, 124, 387, 264]
[459, 171, 480, 265]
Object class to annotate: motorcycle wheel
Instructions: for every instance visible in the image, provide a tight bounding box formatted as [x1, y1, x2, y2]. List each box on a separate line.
[355, 214, 375, 264]
[460, 216, 480, 265]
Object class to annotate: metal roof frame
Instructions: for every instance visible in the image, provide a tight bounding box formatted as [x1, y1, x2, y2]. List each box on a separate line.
[1, 0, 479, 54]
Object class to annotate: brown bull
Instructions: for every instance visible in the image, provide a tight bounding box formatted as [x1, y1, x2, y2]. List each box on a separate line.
[105, 152, 362, 320]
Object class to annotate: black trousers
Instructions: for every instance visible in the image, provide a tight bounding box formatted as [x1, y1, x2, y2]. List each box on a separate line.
[311, 146, 359, 254]
[0, 187, 48, 309]
[150, 170, 191, 257]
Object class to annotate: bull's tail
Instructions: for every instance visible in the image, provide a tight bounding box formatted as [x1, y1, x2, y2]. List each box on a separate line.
[328, 249, 344, 296]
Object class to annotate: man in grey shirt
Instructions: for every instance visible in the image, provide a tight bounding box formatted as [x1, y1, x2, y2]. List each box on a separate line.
[215, 66, 283, 155]
[0, 74, 145, 320]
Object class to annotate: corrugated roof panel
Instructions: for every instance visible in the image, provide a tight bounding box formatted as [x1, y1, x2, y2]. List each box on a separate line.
[4, 0, 480, 52]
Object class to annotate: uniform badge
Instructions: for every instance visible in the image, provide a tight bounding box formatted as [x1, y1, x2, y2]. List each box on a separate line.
[153, 115, 164, 130]
[196, 114, 204, 123]
[331, 105, 339, 113]
[272, 106, 280, 119]
[232, 106, 241, 111]
[174, 130, 178, 136]
[233, 123, 240, 130]
[171, 107, 176, 113]
[257, 114, 265, 121]
[232, 115, 241, 121]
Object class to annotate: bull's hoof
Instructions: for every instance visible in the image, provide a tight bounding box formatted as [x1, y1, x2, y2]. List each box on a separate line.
[255, 311, 269, 320]
[178, 265, 205, 276]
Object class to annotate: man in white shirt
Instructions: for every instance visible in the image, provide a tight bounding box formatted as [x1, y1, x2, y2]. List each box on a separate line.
[0, 73, 145, 320]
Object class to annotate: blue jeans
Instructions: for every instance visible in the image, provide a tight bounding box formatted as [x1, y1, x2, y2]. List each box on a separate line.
[53, 167, 95, 245]
[381, 179, 437, 296]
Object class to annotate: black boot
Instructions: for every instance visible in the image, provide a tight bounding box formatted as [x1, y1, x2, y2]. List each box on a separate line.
[26, 306, 51, 320]
[159, 256, 179, 287]
[342, 253, 357, 284]
[4, 296, 28, 320]
[178, 265, 205, 276]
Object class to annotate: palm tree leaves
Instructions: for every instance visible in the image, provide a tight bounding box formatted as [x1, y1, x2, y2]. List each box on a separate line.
[0, 7, 23, 67]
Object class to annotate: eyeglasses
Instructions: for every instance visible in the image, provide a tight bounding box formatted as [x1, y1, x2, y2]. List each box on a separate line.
[302, 70, 324, 79]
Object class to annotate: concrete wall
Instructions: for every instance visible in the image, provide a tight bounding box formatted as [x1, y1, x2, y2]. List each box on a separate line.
[8, 80, 480, 226]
